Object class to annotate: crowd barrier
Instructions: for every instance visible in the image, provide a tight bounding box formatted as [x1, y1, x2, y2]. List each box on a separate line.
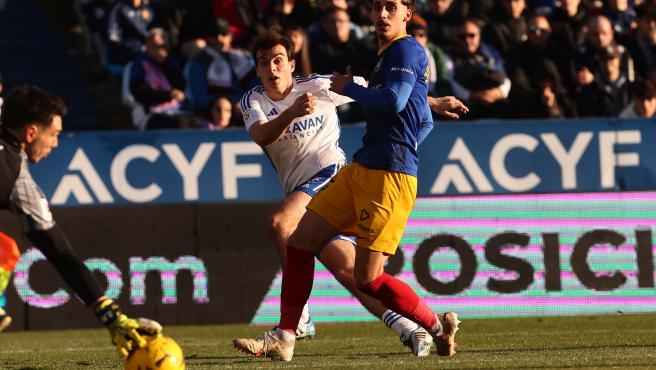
[1, 118, 655, 330]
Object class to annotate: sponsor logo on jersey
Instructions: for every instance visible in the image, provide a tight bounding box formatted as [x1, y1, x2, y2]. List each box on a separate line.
[267, 108, 279, 117]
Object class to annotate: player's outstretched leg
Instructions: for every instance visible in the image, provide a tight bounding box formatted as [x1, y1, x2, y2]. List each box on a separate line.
[383, 310, 433, 357]
[355, 249, 461, 356]
[321, 240, 433, 356]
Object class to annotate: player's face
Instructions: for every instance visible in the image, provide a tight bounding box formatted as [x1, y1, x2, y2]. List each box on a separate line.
[256, 45, 296, 98]
[25, 115, 62, 163]
[371, 0, 412, 44]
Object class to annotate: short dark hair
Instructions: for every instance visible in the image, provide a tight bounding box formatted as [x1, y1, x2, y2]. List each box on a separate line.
[251, 29, 295, 62]
[0, 85, 67, 130]
[401, 0, 415, 10]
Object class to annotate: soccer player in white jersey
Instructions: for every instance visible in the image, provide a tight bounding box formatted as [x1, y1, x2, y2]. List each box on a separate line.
[236, 30, 434, 357]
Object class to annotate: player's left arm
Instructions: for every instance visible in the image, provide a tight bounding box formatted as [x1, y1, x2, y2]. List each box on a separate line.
[331, 45, 417, 112]
[11, 170, 159, 357]
[339, 79, 413, 113]
[325, 74, 368, 106]
[417, 98, 434, 145]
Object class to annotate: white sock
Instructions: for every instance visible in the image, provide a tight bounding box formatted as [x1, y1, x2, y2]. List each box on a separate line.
[297, 303, 310, 331]
[382, 309, 419, 337]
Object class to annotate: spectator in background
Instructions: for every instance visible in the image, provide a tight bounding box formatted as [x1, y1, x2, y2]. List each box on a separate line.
[549, 0, 589, 92]
[309, 5, 376, 123]
[264, 0, 316, 30]
[468, 0, 496, 23]
[127, 28, 188, 130]
[286, 24, 313, 77]
[185, 18, 257, 115]
[619, 78, 656, 118]
[483, 0, 528, 59]
[408, 14, 452, 97]
[532, 61, 578, 118]
[577, 43, 632, 116]
[78, 0, 119, 56]
[506, 14, 571, 117]
[574, 15, 634, 91]
[106, 0, 155, 65]
[625, 3, 656, 80]
[212, 0, 265, 47]
[175, 1, 214, 61]
[197, 96, 234, 130]
[308, 1, 368, 44]
[603, 0, 636, 40]
[309, 6, 376, 77]
[446, 19, 512, 119]
[422, 0, 466, 50]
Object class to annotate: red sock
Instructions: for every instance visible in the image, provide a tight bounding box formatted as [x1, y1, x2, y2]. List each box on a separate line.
[279, 245, 315, 332]
[361, 273, 436, 330]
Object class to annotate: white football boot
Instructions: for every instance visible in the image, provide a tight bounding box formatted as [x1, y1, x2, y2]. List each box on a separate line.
[433, 312, 460, 356]
[400, 326, 434, 357]
[233, 329, 295, 361]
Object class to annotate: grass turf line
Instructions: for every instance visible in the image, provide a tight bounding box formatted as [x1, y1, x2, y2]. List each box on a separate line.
[0, 314, 655, 369]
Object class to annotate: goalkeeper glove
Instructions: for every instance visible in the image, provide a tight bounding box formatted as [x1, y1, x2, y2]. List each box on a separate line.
[94, 298, 160, 357]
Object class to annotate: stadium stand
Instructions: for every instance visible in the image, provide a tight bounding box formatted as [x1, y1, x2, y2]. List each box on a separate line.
[0, 0, 108, 130]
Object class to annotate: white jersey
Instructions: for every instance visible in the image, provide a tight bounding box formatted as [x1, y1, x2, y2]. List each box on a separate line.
[241, 74, 366, 193]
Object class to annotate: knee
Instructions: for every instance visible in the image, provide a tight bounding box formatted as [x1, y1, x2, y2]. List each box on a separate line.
[354, 271, 373, 292]
[330, 265, 356, 290]
[267, 212, 286, 238]
[288, 229, 312, 251]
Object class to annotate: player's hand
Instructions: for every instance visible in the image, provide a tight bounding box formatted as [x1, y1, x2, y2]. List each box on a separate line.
[94, 298, 148, 357]
[329, 65, 354, 95]
[290, 92, 315, 117]
[111, 314, 147, 357]
[428, 96, 469, 119]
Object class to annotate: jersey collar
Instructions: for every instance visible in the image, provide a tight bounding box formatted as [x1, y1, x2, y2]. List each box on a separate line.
[378, 34, 410, 56]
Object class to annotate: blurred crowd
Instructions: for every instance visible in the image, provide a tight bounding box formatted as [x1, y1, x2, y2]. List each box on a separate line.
[65, 0, 656, 129]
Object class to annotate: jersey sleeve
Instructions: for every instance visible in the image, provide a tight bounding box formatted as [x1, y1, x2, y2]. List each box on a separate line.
[385, 41, 424, 86]
[240, 90, 268, 130]
[327, 76, 367, 106]
[10, 161, 55, 232]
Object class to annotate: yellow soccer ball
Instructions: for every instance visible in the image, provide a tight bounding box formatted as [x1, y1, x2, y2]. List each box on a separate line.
[125, 335, 185, 370]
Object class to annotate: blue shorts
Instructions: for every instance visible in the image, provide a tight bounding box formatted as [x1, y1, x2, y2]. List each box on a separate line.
[293, 164, 341, 197]
[292, 164, 356, 254]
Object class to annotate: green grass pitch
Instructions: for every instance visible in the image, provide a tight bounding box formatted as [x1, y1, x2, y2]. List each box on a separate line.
[1, 314, 655, 369]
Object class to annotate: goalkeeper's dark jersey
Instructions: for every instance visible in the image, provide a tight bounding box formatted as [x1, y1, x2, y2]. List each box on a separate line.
[0, 130, 56, 232]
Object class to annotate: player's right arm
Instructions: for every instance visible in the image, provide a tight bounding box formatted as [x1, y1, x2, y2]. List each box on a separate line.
[10, 166, 159, 357]
[243, 93, 316, 147]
